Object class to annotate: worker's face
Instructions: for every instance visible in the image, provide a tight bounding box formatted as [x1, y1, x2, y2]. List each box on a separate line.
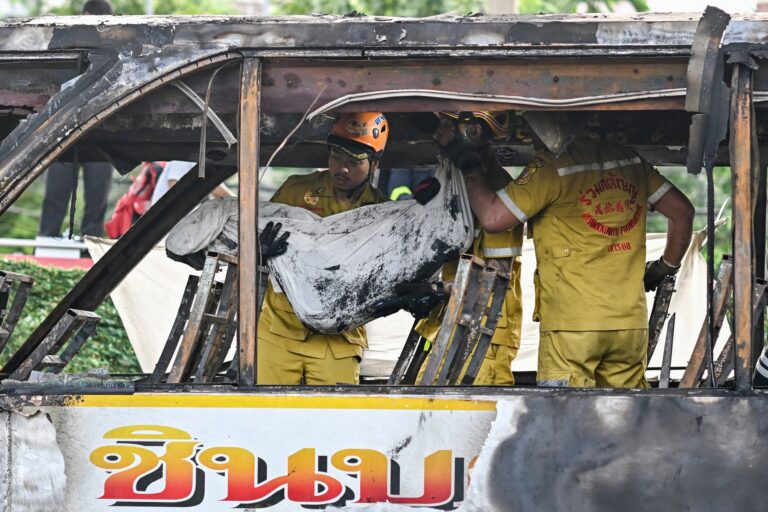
[433, 117, 457, 147]
[328, 147, 376, 192]
[433, 117, 483, 147]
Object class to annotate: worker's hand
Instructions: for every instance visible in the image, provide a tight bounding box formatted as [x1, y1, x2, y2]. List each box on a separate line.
[439, 135, 484, 174]
[395, 281, 447, 318]
[166, 249, 206, 271]
[259, 221, 290, 264]
[371, 281, 447, 319]
[643, 257, 680, 292]
[413, 177, 441, 205]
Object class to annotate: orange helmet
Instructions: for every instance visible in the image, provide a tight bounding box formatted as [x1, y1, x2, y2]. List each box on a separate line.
[327, 112, 389, 159]
[438, 111, 511, 140]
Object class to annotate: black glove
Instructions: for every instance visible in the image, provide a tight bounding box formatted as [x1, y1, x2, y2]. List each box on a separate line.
[372, 281, 447, 319]
[643, 257, 680, 292]
[166, 248, 206, 271]
[259, 221, 290, 264]
[439, 135, 483, 174]
[413, 177, 441, 205]
[395, 281, 447, 318]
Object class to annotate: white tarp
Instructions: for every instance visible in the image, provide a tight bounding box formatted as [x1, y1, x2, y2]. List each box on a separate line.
[167, 161, 474, 333]
[85, 237, 198, 373]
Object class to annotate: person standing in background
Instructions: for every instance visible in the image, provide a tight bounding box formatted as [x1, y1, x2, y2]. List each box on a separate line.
[37, 0, 116, 239]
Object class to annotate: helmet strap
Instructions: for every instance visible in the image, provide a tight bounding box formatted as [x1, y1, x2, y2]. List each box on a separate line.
[346, 176, 369, 200]
[345, 157, 379, 200]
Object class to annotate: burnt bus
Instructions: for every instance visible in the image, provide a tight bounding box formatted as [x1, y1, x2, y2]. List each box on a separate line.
[0, 9, 766, 511]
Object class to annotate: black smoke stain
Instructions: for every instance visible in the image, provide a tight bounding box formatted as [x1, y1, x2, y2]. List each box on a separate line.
[487, 395, 768, 512]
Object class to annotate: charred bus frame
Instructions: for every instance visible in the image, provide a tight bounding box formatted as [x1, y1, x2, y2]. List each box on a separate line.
[0, 10, 765, 392]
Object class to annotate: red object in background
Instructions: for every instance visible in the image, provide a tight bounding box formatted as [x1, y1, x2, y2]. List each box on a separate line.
[1, 254, 93, 270]
[104, 161, 166, 239]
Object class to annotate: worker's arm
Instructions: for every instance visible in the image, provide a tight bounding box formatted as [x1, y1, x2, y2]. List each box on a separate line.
[643, 182, 695, 292]
[652, 186, 695, 266]
[464, 171, 522, 234]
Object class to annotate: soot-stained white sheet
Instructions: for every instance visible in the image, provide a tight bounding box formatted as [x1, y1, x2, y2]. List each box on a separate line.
[167, 160, 473, 333]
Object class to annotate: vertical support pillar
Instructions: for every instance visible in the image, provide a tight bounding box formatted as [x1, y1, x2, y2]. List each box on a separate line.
[238, 57, 261, 387]
[730, 63, 755, 391]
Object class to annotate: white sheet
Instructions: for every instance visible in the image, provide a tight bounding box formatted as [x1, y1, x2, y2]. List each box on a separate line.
[167, 161, 475, 333]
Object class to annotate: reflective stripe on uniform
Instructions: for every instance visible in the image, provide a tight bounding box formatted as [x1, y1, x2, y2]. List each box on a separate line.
[647, 181, 673, 205]
[390, 185, 413, 201]
[557, 156, 642, 177]
[483, 246, 522, 258]
[496, 189, 529, 222]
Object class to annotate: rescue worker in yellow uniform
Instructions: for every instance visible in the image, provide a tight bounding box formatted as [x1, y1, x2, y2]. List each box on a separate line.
[409, 111, 524, 385]
[257, 112, 390, 385]
[442, 111, 694, 388]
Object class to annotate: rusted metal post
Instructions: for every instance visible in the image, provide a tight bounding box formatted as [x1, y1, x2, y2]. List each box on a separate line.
[238, 57, 261, 387]
[730, 63, 755, 391]
[647, 276, 676, 362]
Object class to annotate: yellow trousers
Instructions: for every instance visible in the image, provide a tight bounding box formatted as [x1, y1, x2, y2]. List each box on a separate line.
[474, 344, 517, 386]
[257, 337, 360, 385]
[417, 344, 517, 385]
[537, 329, 649, 389]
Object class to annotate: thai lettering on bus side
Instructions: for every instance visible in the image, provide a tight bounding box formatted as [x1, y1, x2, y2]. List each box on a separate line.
[90, 425, 464, 509]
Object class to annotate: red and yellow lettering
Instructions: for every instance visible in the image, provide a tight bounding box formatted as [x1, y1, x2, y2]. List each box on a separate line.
[199, 447, 344, 505]
[332, 449, 389, 503]
[388, 450, 455, 506]
[90, 440, 199, 501]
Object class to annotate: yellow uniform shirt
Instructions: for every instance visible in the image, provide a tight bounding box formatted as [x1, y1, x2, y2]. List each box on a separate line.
[497, 138, 671, 332]
[258, 170, 387, 359]
[416, 226, 523, 349]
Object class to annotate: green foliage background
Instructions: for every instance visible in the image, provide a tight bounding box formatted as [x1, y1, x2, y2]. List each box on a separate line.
[272, 0, 649, 16]
[0, 259, 140, 374]
[16, 0, 238, 16]
[12, 0, 650, 17]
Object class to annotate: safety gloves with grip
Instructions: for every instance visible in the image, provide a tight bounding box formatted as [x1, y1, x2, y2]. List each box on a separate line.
[413, 177, 441, 205]
[259, 221, 290, 265]
[643, 256, 680, 292]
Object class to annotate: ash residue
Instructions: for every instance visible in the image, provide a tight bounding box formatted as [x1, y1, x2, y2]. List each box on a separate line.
[448, 195, 460, 220]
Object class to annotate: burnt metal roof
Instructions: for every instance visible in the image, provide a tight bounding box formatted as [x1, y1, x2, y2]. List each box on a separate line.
[0, 12, 766, 54]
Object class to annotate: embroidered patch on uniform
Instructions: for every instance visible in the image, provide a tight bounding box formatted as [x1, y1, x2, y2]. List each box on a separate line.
[303, 190, 319, 206]
[514, 165, 538, 185]
[578, 171, 643, 238]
